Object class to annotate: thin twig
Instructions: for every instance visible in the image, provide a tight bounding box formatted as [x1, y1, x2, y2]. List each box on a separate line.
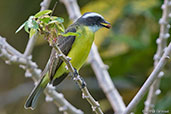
[52, 43, 104, 114]
[61, 0, 126, 113]
[144, 0, 171, 113]
[0, 36, 83, 114]
[23, 0, 52, 57]
[123, 42, 171, 114]
[0, 0, 84, 113]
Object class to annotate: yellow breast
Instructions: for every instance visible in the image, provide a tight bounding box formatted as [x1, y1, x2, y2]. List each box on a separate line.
[55, 26, 94, 78]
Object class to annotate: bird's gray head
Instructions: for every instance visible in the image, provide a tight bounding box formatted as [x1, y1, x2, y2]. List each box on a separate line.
[76, 12, 111, 32]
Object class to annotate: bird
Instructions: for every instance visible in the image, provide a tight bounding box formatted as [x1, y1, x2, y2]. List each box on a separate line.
[25, 12, 111, 110]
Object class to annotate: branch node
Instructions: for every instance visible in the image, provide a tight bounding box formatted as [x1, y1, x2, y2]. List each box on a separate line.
[66, 56, 72, 61]
[159, 18, 167, 25]
[161, 4, 166, 9]
[153, 54, 160, 61]
[91, 102, 100, 112]
[65, 65, 69, 70]
[168, 13, 171, 18]
[167, 24, 170, 28]
[58, 54, 63, 57]
[158, 71, 164, 78]
[155, 89, 161, 95]
[47, 84, 56, 91]
[82, 93, 90, 99]
[45, 95, 53, 102]
[5, 60, 11, 64]
[19, 65, 26, 69]
[163, 33, 170, 39]
[59, 105, 68, 112]
[10, 55, 18, 62]
[25, 69, 32, 77]
[156, 38, 161, 44]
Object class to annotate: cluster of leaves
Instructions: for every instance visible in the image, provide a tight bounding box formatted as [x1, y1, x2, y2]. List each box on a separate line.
[16, 10, 78, 45]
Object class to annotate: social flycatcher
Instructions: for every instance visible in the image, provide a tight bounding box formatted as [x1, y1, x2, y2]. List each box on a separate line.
[25, 12, 111, 110]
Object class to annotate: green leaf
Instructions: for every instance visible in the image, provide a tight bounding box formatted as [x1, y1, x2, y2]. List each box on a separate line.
[54, 17, 64, 23]
[57, 24, 65, 33]
[39, 17, 51, 24]
[27, 16, 35, 28]
[29, 28, 37, 38]
[34, 10, 52, 18]
[24, 22, 29, 33]
[48, 20, 59, 24]
[15, 21, 26, 33]
[32, 20, 39, 29]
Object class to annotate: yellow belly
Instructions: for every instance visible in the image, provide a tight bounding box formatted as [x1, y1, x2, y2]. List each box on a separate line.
[54, 26, 94, 78]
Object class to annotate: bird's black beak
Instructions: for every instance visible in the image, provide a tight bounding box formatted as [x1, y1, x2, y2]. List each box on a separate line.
[100, 20, 111, 29]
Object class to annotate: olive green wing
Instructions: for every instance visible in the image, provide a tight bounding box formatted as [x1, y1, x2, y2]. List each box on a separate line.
[41, 26, 77, 86]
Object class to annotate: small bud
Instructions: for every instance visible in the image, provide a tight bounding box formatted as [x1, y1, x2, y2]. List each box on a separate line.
[28, 55, 32, 60]
[59, 106, 67, 111]
[161, 4, 165, 9]
[158, 71, 164, 78]
[103, 64, 109, 69]
[153, 54, 159, 60]
[156, 38, 161, 44]
[163, 33, 170, 39]
[35, 69, 42, 75]
[155, 89, 161, 95]
[73, 77, 78, 81]
[66, 56, 71, 61]
[34, 81, 38, 86]
[25, 70, 32, 77]
[91, 106, 96, 111]
[58, 54, 63, 57]
[167, 24, 170, 29]
[55, 53, 58, 58]
[11, 56, 18, 62]
[65, 65, 68, 70]
[82, 93, 89, 99]
[5, 60, 11, 64]
[164, 47, 168, 52]
[169, 13, 171, 18]
[159, 18, 167, 24]
[19, 65, 26, 69]
[48, 84, 55, 89]
[45, 95, 53, 102]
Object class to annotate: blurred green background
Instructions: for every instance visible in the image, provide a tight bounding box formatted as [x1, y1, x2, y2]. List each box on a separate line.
[0, 0, 171, 114]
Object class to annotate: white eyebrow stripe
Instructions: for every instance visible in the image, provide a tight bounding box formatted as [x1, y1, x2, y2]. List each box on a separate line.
[82, 13, 104, 19]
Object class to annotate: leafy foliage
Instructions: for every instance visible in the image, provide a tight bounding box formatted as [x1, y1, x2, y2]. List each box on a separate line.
[15, 10, 79, 46]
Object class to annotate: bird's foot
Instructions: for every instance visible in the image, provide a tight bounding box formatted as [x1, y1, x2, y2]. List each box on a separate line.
[80, 76, 86, 89]
[73, 68, 78, 77]
[72, 68, 86, 88]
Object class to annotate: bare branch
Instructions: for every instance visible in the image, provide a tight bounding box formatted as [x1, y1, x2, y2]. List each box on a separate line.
[0, 36, 83, 114]
[40, 0, 52, 11]
[123, 42, 171, 114]
[52, 43, 104, 114]
[61, 0, 126, 113]
[0, 0, 84, 113]
[144, 0, 171, 113]
[89, 44, 126, 114]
